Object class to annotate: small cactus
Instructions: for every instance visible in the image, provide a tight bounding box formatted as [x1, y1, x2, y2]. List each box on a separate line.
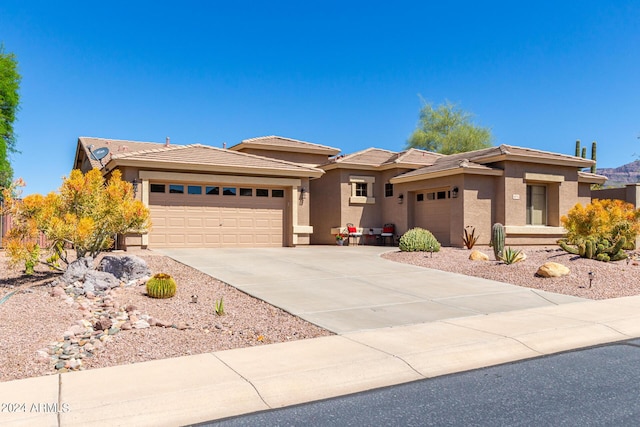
[146, 273, 177, 299]
[491, 223, 505, 261]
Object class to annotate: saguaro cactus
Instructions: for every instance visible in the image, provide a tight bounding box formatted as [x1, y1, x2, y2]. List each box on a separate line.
[591, 141, 597, 174]
[575, 140, 581, 157]
[491, 223, 505, 260]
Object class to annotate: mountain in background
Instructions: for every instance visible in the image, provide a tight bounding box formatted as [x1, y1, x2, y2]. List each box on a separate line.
[596, 159, 640, 187]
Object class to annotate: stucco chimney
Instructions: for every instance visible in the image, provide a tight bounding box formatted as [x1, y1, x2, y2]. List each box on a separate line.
[165, 136, 170, 147]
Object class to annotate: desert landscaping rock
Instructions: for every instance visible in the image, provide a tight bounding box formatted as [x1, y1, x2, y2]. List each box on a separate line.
[98, 255, 151, 283]
[536, 262, 571, 278]
[469, 250, 489, 261]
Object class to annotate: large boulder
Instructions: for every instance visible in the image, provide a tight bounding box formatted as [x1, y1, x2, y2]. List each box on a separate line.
[536, 262, 570, 278]
[62, 257, 93, 284]
[83, 270, 121, 292]
[98, 255, 151, 283]
[469, 250, 489, 261]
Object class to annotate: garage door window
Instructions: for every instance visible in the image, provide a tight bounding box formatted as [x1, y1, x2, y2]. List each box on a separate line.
[272, 189, 284, 198]
[188, 185, 202, 195]
[206, 186, 219, 195]
[223, 187, 236, 196]
[240, 188, 253, 196]
[169, 185, 184, 194]
[256, 189, 269, 197]
[150, 184, 165, 193]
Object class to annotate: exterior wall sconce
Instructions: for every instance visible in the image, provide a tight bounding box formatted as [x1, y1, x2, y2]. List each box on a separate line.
[398, 193, 404, 204]
[300, 187, 306, 199]
[451, 186, 459, 198]
[132, 179, 140, 196]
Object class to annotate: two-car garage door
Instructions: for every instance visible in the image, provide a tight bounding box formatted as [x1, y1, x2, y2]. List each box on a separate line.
[148, 182, 286, 248]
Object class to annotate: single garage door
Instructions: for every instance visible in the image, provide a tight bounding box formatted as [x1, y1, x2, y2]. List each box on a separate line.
[148, 183, 286, 248]
[413, 189, 451, 246]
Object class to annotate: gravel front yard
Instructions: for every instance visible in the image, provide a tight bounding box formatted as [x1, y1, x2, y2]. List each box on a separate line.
[383, 245, 640, 300]
[0, 251, 331, 383]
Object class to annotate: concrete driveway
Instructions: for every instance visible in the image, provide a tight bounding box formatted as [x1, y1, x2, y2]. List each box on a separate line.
[156, 246, 584, 334]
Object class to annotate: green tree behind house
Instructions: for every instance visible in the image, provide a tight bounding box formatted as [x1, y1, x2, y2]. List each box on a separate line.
[407, 100, 493, 154]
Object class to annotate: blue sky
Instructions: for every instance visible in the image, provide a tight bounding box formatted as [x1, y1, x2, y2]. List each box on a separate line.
[1, 1, 639, 195]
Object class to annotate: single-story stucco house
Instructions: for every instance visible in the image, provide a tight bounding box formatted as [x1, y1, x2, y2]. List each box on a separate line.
[72, 135, 607, 249]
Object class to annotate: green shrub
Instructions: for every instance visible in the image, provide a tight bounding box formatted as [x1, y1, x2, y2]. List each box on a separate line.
[146, 273, 177, 299]
[399, 228, 441, 252]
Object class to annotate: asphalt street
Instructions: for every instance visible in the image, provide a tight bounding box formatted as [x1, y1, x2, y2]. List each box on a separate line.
[202, 339, 640, 427]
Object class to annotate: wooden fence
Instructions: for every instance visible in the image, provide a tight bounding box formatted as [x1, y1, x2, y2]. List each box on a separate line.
[0, 212, 50, 248]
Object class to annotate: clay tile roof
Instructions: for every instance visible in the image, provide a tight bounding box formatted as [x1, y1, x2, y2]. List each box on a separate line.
[394, 156, 495, 180]
[469, 144, 593, 166]
[383, 148, 444, 166]
[231, 135, 340, 155]
[109, 143, 323, 175]
[78, 136, 168, 169]
[330, 147, 397, 167]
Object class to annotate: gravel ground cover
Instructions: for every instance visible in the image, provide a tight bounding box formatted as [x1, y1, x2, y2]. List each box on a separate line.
[2, 245, 639, 383]
[0, 251, 331, 382]
[383, 245, 640, 300]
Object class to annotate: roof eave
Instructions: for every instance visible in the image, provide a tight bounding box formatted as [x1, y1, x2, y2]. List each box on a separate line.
[105, 159, 325, 179]
[578, 172, 608, 185]
[390, 168, 503, 184]
[474, 153, 594, 168]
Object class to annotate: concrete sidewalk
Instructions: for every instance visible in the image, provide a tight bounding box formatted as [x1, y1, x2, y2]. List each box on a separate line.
[3, 296, 640, 426]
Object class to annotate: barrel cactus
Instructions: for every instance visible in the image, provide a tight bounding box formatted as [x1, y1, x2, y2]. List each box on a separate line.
[490, 223, 505, 260]
[146, 273, 177, 299]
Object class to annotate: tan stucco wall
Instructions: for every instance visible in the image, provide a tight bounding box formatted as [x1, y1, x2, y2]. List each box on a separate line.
[501, 162, 580, 228]
[462, 174, 496, 246]
[295, 177, 312, 245]
[339, 169, 383, 232]
[592, 187, 627, 202]
[309, 169, 342, 244]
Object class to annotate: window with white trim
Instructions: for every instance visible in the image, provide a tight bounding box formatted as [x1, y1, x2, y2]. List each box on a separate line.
[349, 176, 375, 204]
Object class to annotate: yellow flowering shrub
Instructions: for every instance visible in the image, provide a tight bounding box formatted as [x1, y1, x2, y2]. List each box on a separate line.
[561, 199, 640, 249]
[2, 169, 150, 272]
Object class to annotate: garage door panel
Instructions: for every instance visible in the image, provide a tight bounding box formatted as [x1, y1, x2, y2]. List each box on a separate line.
[186, 234, 203, 244]
[149, 184, 285, 248]
[167, 234, 186, 244]
[187, 217, 203, 228]
[414, 197, 451, 246]
[254, 218, 270, 228]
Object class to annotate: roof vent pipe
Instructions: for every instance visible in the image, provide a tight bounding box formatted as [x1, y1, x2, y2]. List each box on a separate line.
[165, 136, 170, 147]
[223, 142, 227, 149]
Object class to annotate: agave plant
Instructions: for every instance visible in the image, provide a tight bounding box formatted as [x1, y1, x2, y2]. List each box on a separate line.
[462, 226, 479, 249]
[500, 247, 522, 265]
